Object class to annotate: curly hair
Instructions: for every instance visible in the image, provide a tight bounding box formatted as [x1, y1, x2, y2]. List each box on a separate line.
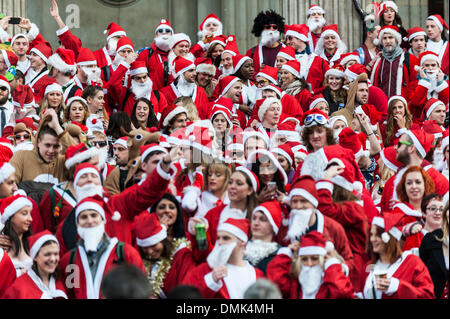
[396, 166, 435, 203]
[301, 126, 336, 152]
[251, 10, 285, 37]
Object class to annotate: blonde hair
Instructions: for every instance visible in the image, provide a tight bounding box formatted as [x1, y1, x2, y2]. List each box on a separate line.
[289, 254, 325, 279]
[437, 201, 449, 243]
[174, 96, 200, 121]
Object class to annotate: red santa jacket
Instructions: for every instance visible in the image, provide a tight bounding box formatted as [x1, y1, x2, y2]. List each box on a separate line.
[28, 69, 50, 101]
[2, 269, 67, 299]
[403, 228, 427, 252]
[292, 88, 317, 114]
[137, 43, 174, 90]
[93, 46, 113, 70]
[183, 261, 265, 299]
[59, 237, 145, 299]
[316, 180, 370, 292]
[267, 249, 354, 299]
[0, 248, 16, 298]
[56, 26, 82, 59]
[305, 55, 330, 93]
[362, 251, 435, 299]
[160, 82, 209, 112]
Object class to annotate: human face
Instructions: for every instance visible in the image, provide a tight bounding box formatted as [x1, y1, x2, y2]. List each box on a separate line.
[69, 101, 85, 123]
[224, 82, 242, 103]
[205, 21, 220, 33]
[355, 82, 369, 105]
[34, 242, 60, 276]
[29, 52, 45, 70]
[410, 36, 426, 55]
[47, 91, 63, 108]
[332, 119, 347, 133]
[300, 255, 321, 267]
[391, 100, 405, 117]
[77, 210, 103, 228]
[314, 101, 329, 115]
[327, 75, 343, 91]
[0, 84, 9, 103]
[255, 76, 270, 89]
[37, 134, 61, 163]
[428, 104, 446, 125]
[212, 113, 228, 134]
[286, 35, 306, 52]
[426, 20, 441, 41]
[258, 160, 276, 186]
[240, 60, 254, 80]
[227, 172, 253, 202]
[141, 242, 164, 261]
[381, 33, 396, 51]
[0, 55, 7, 74]
[75, 172, 101, 188]
[423, 60, 439, 73]
[405, 171, 425, 203]
[279, 69, 295, 89]
[13, 131, 32, 145]
[155, 199, 177, 227]
[207, 168, 227, 194]
[197, 72, 213, 87]
[174, 41, 190, 56]
[113, 144, 129, 165]
[172, 113, 187, 130]
[11, 206, 32, 235]
[395, 135, 412, 164]
[309, 12, 324, 20]
[221, 52, 233, 70]
[276, 56, 288, 69]
[308, 126, 327, 151]
[262, 102, 281, 127]
[262, 90, 277, 99]
[87, 90, 105, 110]
[251, 211, 274, 240]
[424, 199, 443, 230]
[211, 44, 224, 60]
[324, 35, 337, 51]
[118, 48, 134, 59]
[0, 173, 18, 198]
[383, 8, 396, 24]
[183, 69, 197, 83]
[141, 153, 165, 175]
[12, 37, 28, 57]
[277, 155, 290, 173]
[133, 73, 149, 84]
[369, 225, 386, 255]
[244, 137, 266, 159]
[216, 231, 240, 248]
[351, 114, 362, 132]
[136, 101, 150, 123]
[290, 195, 315, 210]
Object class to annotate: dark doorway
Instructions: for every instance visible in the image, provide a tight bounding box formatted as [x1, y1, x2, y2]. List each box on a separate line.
[428, 0, 444, 15]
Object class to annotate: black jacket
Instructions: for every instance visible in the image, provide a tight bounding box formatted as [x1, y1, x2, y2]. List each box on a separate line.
[419, 229, 449, 298]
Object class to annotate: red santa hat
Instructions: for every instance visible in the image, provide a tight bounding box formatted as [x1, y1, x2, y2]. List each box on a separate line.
[214, 76, 240, 97]
[285, 24, 309, 42]
[422, 120, 446, 139]
[173, 55, 195, 78]
[75, 195, 106, 222]
[0, 194, 33, 228]
[155, 19, 173, 34]
[262, 84, 282, 98]
[140, 143, 168, 162]
[116, 36, 134, 54]
[135, 213, 167, 247]
[73, 163, 101, 187]
[372, 212, 404, 243]
[113, 136, 129, 149]
[272, 142, 295, 168]
[327, 157, 363, 193]
[12, 85, 35, 109]
[252, 201, 282, 235]
[210, 35, 227, 48]
[235, 166, 259, 193]
[338, 127, 369, 159]
[257, 97, 282, 122]
[320, 24, 341, 41]
[256, 65, 278, 85]
[274, 121, 299, 142]
[246, 148, 288, 186]
[195, 57, 216, 77]
[442, 130, 449, 152]
[232, 54, 252, 74]
[302, 108, 330, 127]
[0, 74, 10, 92]
[380, 1, 399, 13]
[11, 33, 28, 47]
[47, 48, 77, 75]
[0, 162, 15, 185]
[65, 143, 101, 169]
[130, 60, 148, 77]
[309, 95, 328, 111]
[222, 35, 240, 56]
[427, 15, 449, 33]
[289, 175, 318, 207]
[43, 79, 63, 97]
[217, 218, 250, 243]
[340, 52, 361, 67]
[0, 140, 14, 162]
[345, 63, 367, 83]
[1, 49, 18, 68]
[329, 114, 348, 128]
[66, 96, 88, 109]
[210, 99, 233, 127]
[376, 25, 402, 46]
[199, 13, 223, 34]
[171, 33, 191, 49]
[104, 22, 127, 41]
[290, 142, 309, 161]
[307, 5, 326, 17]
[417, 51, 440, 68]
[406, 27, 427, 42]
[387, 95, 408, 108]
[277, 45, 296, 61]
[325, 64, 345, 78]
[29, 230, 59, 260]
[299, 231, 327, 256]
[29, 42, 52, 64]
[380, 146, 402, 172]
[160, 104, 188, 128]
[76, 47, 97, 66]
[403, 129, 434, 158]
[354, 103, 382, 131]
[281, 60, 301, 79]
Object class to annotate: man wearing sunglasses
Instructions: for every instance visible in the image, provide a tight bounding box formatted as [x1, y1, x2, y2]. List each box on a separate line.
[11, 123, 32, 147]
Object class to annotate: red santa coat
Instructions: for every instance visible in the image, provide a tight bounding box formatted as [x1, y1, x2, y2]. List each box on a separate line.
[59, 237, 145, 299]
[173, 161, 204, 198]
[0, 248, 16, 298]
[409, 79, 449, 125]
[183, 261, 265, 299]
[362, 251, 435, 299]
[305, 55, 329, 93]
[316, 180, 370, 292]
[403, 228, 427, 252]
[28, 69, 50, 101]
[56, 26, 82, 59]
[93, 46, 113, 70]
[137, 43, 174, 90]
[2, 269, 67, 299]
[267, 250, 354, 299]
[291, 88, 316, 114]
[160, 82, 209, 112]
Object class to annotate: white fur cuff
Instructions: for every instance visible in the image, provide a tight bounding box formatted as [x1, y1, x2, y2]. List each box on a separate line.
[27, 23, 40, 41]
[56, 26, 70, 37]
[385, 277, 400, 295]
[277, 247, 293, 258]
[316, 180, 334, 193]
[324, 257, 341, 271]
[435, 80, 448, 93]
[418, 79, 431, 90]
[204, 272, 223, 292]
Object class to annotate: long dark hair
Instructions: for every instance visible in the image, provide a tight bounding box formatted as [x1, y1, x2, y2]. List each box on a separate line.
[105, 111, 132, 139]
[251, 156, 286, 194]
[130, 98, 158, 130]
[2, 218, 31, 257]
[150, 193, 185, 239]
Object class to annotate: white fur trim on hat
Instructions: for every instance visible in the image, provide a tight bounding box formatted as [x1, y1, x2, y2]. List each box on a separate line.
[404, 130, 427, 158]
[221, 77, 240, 96]
[426, 100, 445, 119]
[1, 197, 33, 225]
[235, 166, 258, 192]
[420, 54, 440, 66]
[380, 150, 398, 172]
[175, 63, 196, 79]
[330, 115, 348, 128]
[307, 5, 325, 16]
[253, 206, 279, 235]
[277, 51, 295, 61]
[285, 30, 308, 43]
[73, 167, 100, 188]
[47, 53, 77, 75]
[67, 96, 88, 107]
[309, 98, 328, 110]
[196, 63, 216, 76]
[272, 148, 293, 165]
[106, 30, 126, 41]
[0, 78, 10, 92]
[44, 83, 63, 96]
[427, 15, 444, 32]
[217, 222, 248, 243]
[163, 106, 188, 127]
[281, 64, 300, 79]
[289, 188, 318, 207]
[256, 72, 277, 85]
[0, 163, 15, 185]
[340, 54, 360, 67]
[30, 47, 49, 63]
[258, 97, 282, 122]
[141, 145, 168, 162]
[408, 31, 427, 42]
[389, 226, 402, 241]
[113, 138, 128, 149]
[65, 147, 101, 169]
[11, 33, 28, 47]
[136, 224, 168, 247]
[325, 68, 345, 78]
[233, 56, 252, 74]
[393, 202, 423, 218]
[372, 216, 385, 229]
[75, 201, 105, 222]
[382, 1, 398, 12]
[299, 245, 326, 256]
[378, 27, 402, 46]
[30, 234, 59, 260]
[130, 67, 148, 77]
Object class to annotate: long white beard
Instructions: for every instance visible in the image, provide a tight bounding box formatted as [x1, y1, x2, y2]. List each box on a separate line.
[433, 146, 445, 171]
[299, 264, 323, 297]
[425, 70, 439, 90]
[131, 79, 153, 99]
[207, 242, 237, 268]
[154, 35, 173, 52]
[75, 183, 104, 202]
[77, 222, 105, 253]
[82, 67, 101, 84]
[219, 64, 234, 76]
[260, 30, 281, 47]
[244, 240, 278, 265]
[177, 75, 196, 97]
[307, 17, 326, 33]
[287, 209, 314, 242]
[107, 38, 119, 56]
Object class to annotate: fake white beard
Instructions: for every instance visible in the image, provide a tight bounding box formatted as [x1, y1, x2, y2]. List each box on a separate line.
[433, 146, 445, 170]
[207, 241, 237, 268]
[77, 222, 105, 253]
[260, 30, 281, 47]
[307, 17, 326, 33]
[244, 240, 278, 265]
[131, 79, 153, 99]
[98, 147, 108, 170]
[155, 35, 173, 52]
[287, 209, 314, 242]
[75, 183, 104, 202]
[425, 69, 439, 89]
[82, 67, 101, 84]
[201, 27, 223, 38]
[177, 74, 196, 97]
[298, 264, 323, 296]
[107, 38, 119, 56]
[219, 64, 234, 76]
[112, 53, 125, 67]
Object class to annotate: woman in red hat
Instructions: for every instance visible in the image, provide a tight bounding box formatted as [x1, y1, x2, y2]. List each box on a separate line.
[323, 65, 347, 114]
[38, 80, 65, 125]
[379, 1, 408, 49]
[63, 96, 90, 126]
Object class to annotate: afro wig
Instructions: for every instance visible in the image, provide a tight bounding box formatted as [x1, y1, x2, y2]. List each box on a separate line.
[251, 10, 285, 37]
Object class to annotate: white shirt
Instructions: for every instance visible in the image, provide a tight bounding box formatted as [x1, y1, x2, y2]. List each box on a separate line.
[223, 261, 256, 299]
[427, 39, 444, 55]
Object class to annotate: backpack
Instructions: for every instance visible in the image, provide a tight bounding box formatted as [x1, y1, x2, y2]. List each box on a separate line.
[69, 241, 125, 265]
[17, 181, 53, 206]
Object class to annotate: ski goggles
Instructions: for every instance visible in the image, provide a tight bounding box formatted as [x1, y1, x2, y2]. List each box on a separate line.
[304, 113, 329, 127]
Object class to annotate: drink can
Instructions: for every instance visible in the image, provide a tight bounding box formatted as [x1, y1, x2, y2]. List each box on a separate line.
[195, 223, 207, 251]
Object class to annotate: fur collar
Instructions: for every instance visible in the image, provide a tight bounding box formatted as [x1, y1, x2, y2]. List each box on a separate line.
[244, 240, 279, 265]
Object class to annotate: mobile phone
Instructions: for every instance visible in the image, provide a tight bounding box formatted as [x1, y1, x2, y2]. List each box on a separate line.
[9, 17, 21, 25]
[267, 182, 276, 191]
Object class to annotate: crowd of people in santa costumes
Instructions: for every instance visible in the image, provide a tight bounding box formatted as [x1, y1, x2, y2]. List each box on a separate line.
[0, 0, 449, 300]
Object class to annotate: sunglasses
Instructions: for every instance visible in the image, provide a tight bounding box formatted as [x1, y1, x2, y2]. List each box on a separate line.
[304, 114, 329, 127]
[93, 141, 107, 147]
[397, 140, 412, 148]
[264, 24, 278, 30]
[15, 134, 31, 140]
[256, 79, 269, 87]
[157, 28, 172, 34]
[0, 86, 8, 92]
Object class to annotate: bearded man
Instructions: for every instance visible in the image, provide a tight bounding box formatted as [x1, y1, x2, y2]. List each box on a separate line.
[93, 22, 127, 69]
[306, 5, 327, 52]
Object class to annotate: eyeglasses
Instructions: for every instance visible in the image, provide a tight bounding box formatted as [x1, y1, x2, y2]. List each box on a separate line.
[256, 79, 269, 87]
[426, 206, 444, 213]
[304, 114, 329, 127]
[15, 134, 30, 140]
[0, 86, 8, 92]
[264, 24, 278, 30]
[92, 141, 107, 147]
[156, 28, 172, 34]
[397, 140, 412, 148]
